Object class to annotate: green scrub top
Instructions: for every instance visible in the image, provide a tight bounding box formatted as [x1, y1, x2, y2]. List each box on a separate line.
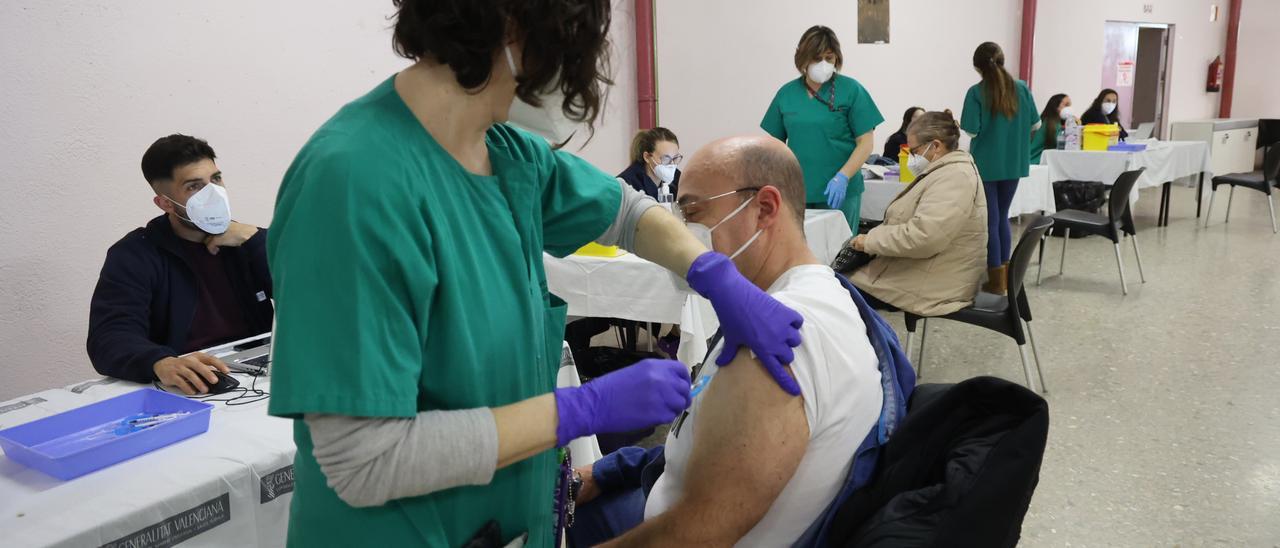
[267, 76, 621, 548]
[1028, 122, 1061, 165]
[960, 80, 1039, 181]
[761, 74, 883, 229]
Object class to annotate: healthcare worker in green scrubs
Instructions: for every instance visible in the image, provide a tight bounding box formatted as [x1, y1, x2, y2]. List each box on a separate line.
[1029, 93, 1073, 164]
[265, 2, 805, 547]
[960, 41, 1038, 295]
[761, 25, 883, 232]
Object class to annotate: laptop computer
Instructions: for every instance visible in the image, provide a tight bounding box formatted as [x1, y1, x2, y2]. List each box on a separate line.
[1130, 122, 1155, 141]
[208, 333, 272, 374]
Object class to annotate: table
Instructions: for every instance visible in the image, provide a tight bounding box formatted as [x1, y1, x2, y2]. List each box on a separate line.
[0, 338, 597, 548]
[545, 209, 852, 367]
[1040, 140, 1212, 226]
[0, 373, 295, 547]
[861, 165, 1054, 222]
[544, 209, 853, 325]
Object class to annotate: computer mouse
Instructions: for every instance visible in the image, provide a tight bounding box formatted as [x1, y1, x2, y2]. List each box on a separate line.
[208, 371, 240, 395]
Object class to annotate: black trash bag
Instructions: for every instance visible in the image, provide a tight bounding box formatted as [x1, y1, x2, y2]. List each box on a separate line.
[572, 346, 663, 381]
[572, 346, 664, 453]
[1050, 180, 1107, 237]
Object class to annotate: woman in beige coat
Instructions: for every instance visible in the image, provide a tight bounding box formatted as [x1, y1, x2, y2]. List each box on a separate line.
[847, 111, 988, 316]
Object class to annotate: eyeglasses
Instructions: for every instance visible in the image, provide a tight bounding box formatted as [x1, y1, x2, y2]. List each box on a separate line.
[674, 187, 762, 223]
[657, 153, 684, 166]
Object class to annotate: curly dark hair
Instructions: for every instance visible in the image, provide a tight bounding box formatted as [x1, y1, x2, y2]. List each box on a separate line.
[141, 134, 217, 185]
[391, 0, 614, 131]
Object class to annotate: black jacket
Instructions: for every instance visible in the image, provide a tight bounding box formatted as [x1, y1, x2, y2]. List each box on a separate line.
[826, 376, 1049, 548]
[86, 215, 274, 382]
[617, 161, 679, 201]
[882, 131, 909, 159]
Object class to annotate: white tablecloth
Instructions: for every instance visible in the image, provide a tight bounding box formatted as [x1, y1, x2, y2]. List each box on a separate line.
[861, 165, 1054, 222]
[544, 209, 853, 326]
[1, 338, 595, 548]
[1009, 165, 1056, 217]
[1040, 140, 1212, 205]
[0, 375, 295, 548]
[545, 209, 852, 367]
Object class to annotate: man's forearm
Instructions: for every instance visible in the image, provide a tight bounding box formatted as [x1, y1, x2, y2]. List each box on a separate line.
[87, 330, 174, 383]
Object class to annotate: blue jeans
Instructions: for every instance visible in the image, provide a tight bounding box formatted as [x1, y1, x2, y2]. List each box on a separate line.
[983, 179, 1019, 267]
[567, 487, 647, 547]
[568, 446, 664, 547]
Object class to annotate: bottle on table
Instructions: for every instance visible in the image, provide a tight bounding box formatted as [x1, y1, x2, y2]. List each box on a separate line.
[1063, 117, 1082, 151]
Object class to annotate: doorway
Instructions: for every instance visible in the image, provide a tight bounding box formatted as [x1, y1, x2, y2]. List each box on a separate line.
[1101, 21, 1174, 139]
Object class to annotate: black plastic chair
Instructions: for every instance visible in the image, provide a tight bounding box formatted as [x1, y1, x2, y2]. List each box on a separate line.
[903, 215, 1054, 394]
[1038, 168, 1147, 295]
[1204, 145, 1279, 233]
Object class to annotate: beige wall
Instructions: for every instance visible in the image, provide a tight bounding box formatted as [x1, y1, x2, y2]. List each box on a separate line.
[653, 0, 1025, 158]
[0, 0, 1269, 400]
[1232, 0, 1280, 120]
[1032, 0, 1228, 137]
[0, 1, 636, 400]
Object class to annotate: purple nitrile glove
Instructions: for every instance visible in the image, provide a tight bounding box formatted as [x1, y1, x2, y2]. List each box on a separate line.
[554, 358, 691, 447]
[685, 252, 804, 396]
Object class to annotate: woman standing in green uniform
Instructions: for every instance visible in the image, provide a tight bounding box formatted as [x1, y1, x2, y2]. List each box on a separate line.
[265, 2, 805, 547]
[761, 25, 883, 232]
[960, 41, 1039, 295]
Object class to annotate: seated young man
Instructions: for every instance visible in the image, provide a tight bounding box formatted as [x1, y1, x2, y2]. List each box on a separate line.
[570, 136, 885, 546]
[87, 134, 273, 394]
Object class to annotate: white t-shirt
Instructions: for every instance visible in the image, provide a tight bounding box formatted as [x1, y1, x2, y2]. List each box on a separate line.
[644, 264, 884, 546]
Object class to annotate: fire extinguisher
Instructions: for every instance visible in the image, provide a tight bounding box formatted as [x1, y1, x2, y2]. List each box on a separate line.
[1207, 55, 1224, 92]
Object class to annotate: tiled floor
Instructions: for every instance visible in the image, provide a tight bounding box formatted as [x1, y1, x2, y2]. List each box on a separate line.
[590, 183, 1280, 546]
[894, 184, 1280, 546]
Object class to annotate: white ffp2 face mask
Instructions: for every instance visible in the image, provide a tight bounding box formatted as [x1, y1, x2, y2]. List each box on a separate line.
[504, 46, 581, 144]
[807, 60, 836, 85]
[167, 183, 231, 235]
[653, 163, 678, 184]
[1101, 102, 1117, 115]
[685, 194, 762, 261]
[906, 142, 934, 177]
[1059, 106, 1074, 120]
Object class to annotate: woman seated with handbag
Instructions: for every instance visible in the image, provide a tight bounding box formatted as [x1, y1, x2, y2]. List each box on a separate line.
[836, 111, 988, 316]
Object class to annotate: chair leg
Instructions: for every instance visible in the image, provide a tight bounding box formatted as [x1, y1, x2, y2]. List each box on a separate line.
[1114, 242, 1129, 295]
[1204, 188, 1217, 227]
[1225, 186, 1236, 222]
[1036, 234, 1046, 286]
[1025, 320, 1048, 394]
[1269, 194, 1278, 234]
[1018, 343, 1037, 393]
[1059, 227, 1070, 276]
[917, 318, 929, 378]
[1130, 234, 1147, 283]
[904, 329, 914, 367]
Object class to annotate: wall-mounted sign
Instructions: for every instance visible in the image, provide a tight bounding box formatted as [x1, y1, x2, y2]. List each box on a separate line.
[858, 0, 890, 44]
[1116, 61, 1136, 87]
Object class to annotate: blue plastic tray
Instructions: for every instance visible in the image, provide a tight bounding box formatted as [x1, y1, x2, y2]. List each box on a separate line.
[0, 388, 212, 480]
[1108, 143, 1147, 152]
